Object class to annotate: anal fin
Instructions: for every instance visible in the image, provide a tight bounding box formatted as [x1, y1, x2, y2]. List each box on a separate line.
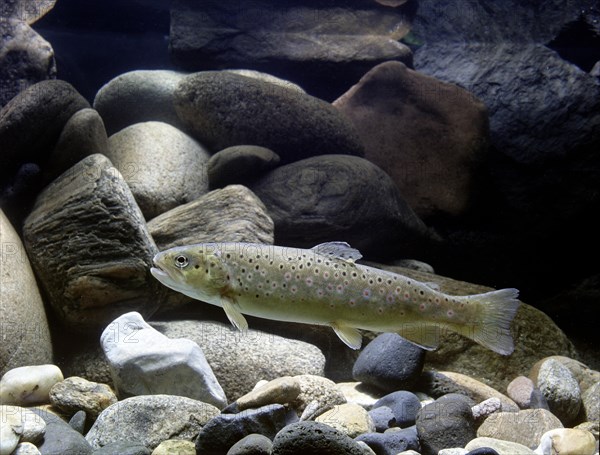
[331, 322, 363, 349]
[222, 297, 248, 331]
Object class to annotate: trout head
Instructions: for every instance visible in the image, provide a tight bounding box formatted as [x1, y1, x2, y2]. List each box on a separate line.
[151, 243, 230, 304]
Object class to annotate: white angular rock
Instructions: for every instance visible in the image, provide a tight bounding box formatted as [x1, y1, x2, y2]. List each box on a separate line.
[0, 365, 63, 405]
[101, 312, 227, 408]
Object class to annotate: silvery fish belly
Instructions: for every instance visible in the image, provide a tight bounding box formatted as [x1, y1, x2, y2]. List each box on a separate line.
[151, 242, 520, 355]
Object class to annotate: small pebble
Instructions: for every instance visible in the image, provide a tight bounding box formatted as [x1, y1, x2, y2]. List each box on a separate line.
[535, 428, 596, 455]
[68, 410, 87, 434]
[471, 398, 502, 421]
[272, 421, 366, 454]
[368, 406, 397, 432]
[226, 433, 272, 455]
[93, 440, 151, 455]
[580, 381, 600, 423]
[315, 403, 375, 438]
[355, 426, 419, 455]
[507, 376, 548, 410]
[353, 333, 425, 392]
[290, 374, 347, 418]
[12, 442, 42, 455]
[224, 376, 300, 413]
[0, 406, 23, 455]
[466, 448, 500, 455]
[151, 439, 195, 454]
[196, 404, 290, 453]
[438, 449, 468, 455]
[532, 358, 581, 424]
[476, 409, 562, 449]
[372, 390, 421, 427]
[49, 376, 117, 418]
[416, 396, 476, 455]
[337, 382, 381, 410]
[0, 365, 63, 405]
[465, 437, 535, 455]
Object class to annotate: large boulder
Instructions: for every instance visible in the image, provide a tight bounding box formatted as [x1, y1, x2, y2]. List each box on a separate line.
[249, 155, 437, 258]
[0, 210, 53, 376]
[23, 154, 164, 332]
[169, 0, 414, 100]
[173, 71, 365, 162]
[334, 61, 489, 218]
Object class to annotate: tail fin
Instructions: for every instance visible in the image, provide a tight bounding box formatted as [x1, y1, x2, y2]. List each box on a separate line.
[455, 288, 520, 355]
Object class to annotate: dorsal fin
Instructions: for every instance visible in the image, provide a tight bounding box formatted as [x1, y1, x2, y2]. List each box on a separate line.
[311, 242, 363, 263]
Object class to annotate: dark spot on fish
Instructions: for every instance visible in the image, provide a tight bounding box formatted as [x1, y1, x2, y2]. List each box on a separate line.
[195, 265, 200, 269]
[377, 277, 383, 283]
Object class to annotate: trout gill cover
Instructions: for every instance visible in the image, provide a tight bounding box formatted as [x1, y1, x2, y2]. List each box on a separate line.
[151, 242, 520, 355]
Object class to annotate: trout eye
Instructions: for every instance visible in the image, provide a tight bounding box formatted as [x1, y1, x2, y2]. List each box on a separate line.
[174, 255, 189, 269]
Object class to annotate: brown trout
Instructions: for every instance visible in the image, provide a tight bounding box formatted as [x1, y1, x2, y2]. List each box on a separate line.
[151, 242, 520, 355]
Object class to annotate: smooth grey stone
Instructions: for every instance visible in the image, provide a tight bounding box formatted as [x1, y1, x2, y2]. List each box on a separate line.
[29, 408, 93, 455]
[353, 334, 425, 393]
[226, 433, 272, 455]
[416, 398, 476, 455]
[195, 404, 288, 454]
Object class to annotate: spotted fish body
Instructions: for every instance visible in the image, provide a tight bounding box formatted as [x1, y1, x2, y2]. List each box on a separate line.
[151, 242, 520, 355]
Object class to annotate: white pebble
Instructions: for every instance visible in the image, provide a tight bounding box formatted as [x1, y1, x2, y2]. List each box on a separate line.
[13, 442, 42, 455]
[0, 406, 24, 455]
[0, 365, 64, 405]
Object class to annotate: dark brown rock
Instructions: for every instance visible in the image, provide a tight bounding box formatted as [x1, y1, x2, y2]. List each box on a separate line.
[173, 71, 365, 162]
[23, 154, 163, 332]
[334, 61, 489, 218]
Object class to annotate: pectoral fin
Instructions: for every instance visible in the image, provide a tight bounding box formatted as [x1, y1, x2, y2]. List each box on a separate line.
[331, 322, 362, 349]
[396, 323, 440, 351]
[222, 297, 248, 331]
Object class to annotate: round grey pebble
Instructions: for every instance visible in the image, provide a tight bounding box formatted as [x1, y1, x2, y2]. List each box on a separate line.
[353, 333, 425, 392]
[355, 426, 420, 455]
[68, 410, 87, 434]
[368, 406, 397, 432]
[372, 390, 422, 427]
[271, 421, 366, 454]
[227, 433, 273, 455]
[416, 396, 476, 455]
